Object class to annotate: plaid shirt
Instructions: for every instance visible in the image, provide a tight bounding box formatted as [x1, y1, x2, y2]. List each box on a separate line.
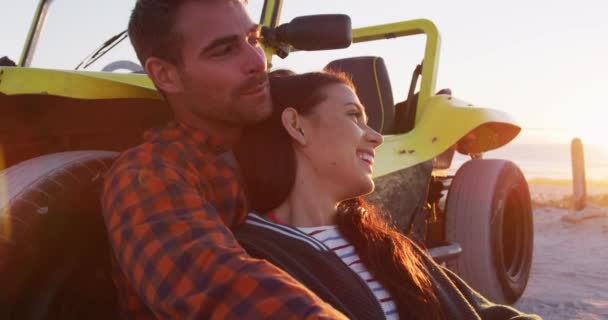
[102, 121, 346, 319]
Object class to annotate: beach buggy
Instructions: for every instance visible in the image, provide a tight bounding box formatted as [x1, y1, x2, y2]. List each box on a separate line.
[0, 0, 533, 318]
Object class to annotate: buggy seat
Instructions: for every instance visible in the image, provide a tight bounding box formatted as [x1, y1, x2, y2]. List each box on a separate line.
[325, 56, 395, 134]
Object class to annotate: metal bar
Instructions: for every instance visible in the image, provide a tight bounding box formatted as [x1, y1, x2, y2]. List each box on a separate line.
[428, 242, 462, 264]
[352, 19, 441, 125]
[259, 0, 283, 66]
[571, 138, 587, 210]
[19, 0, 54, 67]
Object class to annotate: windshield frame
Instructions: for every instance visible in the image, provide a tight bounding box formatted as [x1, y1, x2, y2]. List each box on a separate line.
[19, 0, 52, 67]
[19, 0, 276, 68]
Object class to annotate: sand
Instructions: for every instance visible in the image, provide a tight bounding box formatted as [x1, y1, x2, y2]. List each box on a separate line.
[512, 184, 608, 319]
[529, 184, 608, 203]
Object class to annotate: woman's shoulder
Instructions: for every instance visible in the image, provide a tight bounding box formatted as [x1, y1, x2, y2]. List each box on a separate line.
[235, 213, 331, 252]
[296, 225, 339, 237]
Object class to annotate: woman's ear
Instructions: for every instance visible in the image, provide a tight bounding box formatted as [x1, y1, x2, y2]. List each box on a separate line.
[281, 108, 307, 146]
[145, 57, 182, 94]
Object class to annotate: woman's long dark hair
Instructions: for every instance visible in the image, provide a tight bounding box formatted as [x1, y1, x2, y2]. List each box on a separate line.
[235, 70, 443, 320]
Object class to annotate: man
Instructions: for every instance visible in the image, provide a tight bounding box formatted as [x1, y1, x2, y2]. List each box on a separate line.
[102, 0, 346, 318]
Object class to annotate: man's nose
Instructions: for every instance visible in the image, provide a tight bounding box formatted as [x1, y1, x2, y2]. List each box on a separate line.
[243, 44, 267, 74]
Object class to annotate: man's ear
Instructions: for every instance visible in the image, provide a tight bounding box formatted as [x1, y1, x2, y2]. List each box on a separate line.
[281, 108, 307, 146]
[144, 57, 182, 94]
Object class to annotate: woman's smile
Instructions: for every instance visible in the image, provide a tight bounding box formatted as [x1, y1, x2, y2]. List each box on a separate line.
[357, 149, 375, 172]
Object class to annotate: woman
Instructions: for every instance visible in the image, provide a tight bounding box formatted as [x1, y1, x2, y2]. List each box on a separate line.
[234, 71, 539, 320]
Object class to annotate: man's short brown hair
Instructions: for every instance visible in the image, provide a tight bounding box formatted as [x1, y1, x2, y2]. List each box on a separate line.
[128, 0, 246, 66]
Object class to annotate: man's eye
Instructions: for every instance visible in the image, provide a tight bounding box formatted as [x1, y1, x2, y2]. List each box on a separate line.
[211, 45, 235, 57]
[248, 35, 262, 46]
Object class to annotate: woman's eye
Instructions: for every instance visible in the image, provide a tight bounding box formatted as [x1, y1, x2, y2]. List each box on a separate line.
[349, 111, 363, 121]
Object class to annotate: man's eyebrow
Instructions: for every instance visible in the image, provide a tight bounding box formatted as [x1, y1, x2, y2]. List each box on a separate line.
[201, 35, 240, 55]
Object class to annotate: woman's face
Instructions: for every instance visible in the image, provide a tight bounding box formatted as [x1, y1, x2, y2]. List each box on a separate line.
[296, 83, 383, 201]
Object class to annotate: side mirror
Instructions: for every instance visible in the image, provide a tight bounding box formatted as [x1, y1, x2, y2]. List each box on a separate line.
[262, 14, 352, 58]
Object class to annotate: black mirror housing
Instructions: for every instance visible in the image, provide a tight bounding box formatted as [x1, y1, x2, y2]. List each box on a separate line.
[263, 14, 352, 56]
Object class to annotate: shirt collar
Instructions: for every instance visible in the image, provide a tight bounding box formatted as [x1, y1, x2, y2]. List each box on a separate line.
[144, 120, 230, 154]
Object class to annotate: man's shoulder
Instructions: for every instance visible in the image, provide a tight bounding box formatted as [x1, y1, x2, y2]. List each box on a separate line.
[104, 141, 189, 182]
[113, 141, 170, 168]
[103, 136, 227, 188]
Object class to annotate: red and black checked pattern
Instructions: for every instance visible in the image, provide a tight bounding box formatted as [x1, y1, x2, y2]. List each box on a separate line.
[102, 121, 345, 319]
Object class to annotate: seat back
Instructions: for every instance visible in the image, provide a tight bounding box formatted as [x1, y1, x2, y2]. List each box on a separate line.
[325, 56, 395, 134]
[0, 151, 118, 319]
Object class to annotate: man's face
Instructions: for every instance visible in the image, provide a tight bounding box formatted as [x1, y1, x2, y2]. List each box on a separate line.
[171, 0, 271, 131]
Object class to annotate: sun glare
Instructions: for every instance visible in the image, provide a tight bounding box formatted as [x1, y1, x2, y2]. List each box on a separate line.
[573, 132, 608, 148]
[567, 119, 608, 148]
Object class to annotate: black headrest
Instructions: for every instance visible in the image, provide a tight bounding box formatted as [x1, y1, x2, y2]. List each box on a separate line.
[325, 56, 394, 134]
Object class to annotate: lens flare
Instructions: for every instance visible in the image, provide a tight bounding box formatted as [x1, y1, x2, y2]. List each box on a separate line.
[0, 145, 9, 243]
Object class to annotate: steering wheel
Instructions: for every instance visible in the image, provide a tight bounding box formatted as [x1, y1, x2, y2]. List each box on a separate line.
[101, 60, 144, 73]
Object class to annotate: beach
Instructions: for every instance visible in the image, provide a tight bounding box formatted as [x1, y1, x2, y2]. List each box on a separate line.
[512, 182, 608, 320]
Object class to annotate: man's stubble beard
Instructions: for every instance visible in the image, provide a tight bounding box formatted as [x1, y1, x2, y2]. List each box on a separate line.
[179, 70, 272, 130]
[188, 94, 270, 130]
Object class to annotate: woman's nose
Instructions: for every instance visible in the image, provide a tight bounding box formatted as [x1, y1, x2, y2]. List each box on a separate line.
[366, 127, 383, 148]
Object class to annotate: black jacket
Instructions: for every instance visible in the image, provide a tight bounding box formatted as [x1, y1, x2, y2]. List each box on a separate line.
[235, 213, 541, 320]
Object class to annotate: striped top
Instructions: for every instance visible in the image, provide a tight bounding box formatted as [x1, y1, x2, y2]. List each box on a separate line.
[298, 225, 399, 320]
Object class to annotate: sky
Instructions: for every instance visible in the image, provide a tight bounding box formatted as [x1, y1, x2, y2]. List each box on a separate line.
[2, 0, 608, 146]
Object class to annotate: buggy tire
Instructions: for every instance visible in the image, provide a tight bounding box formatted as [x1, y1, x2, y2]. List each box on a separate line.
[0, 151, 119, 320]
[445, 159, 533, 305]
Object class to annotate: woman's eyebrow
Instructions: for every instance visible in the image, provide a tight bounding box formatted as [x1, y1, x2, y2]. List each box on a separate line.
[344, 102, 364, 110]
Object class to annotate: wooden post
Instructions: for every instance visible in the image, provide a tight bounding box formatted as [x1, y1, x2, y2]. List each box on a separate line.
[571, 138, 587, 210]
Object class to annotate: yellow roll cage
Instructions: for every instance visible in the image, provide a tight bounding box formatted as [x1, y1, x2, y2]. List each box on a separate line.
[0, 0, 520, 178]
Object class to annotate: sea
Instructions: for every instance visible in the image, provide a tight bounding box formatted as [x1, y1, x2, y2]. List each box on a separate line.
[448, 143, 608, 182]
